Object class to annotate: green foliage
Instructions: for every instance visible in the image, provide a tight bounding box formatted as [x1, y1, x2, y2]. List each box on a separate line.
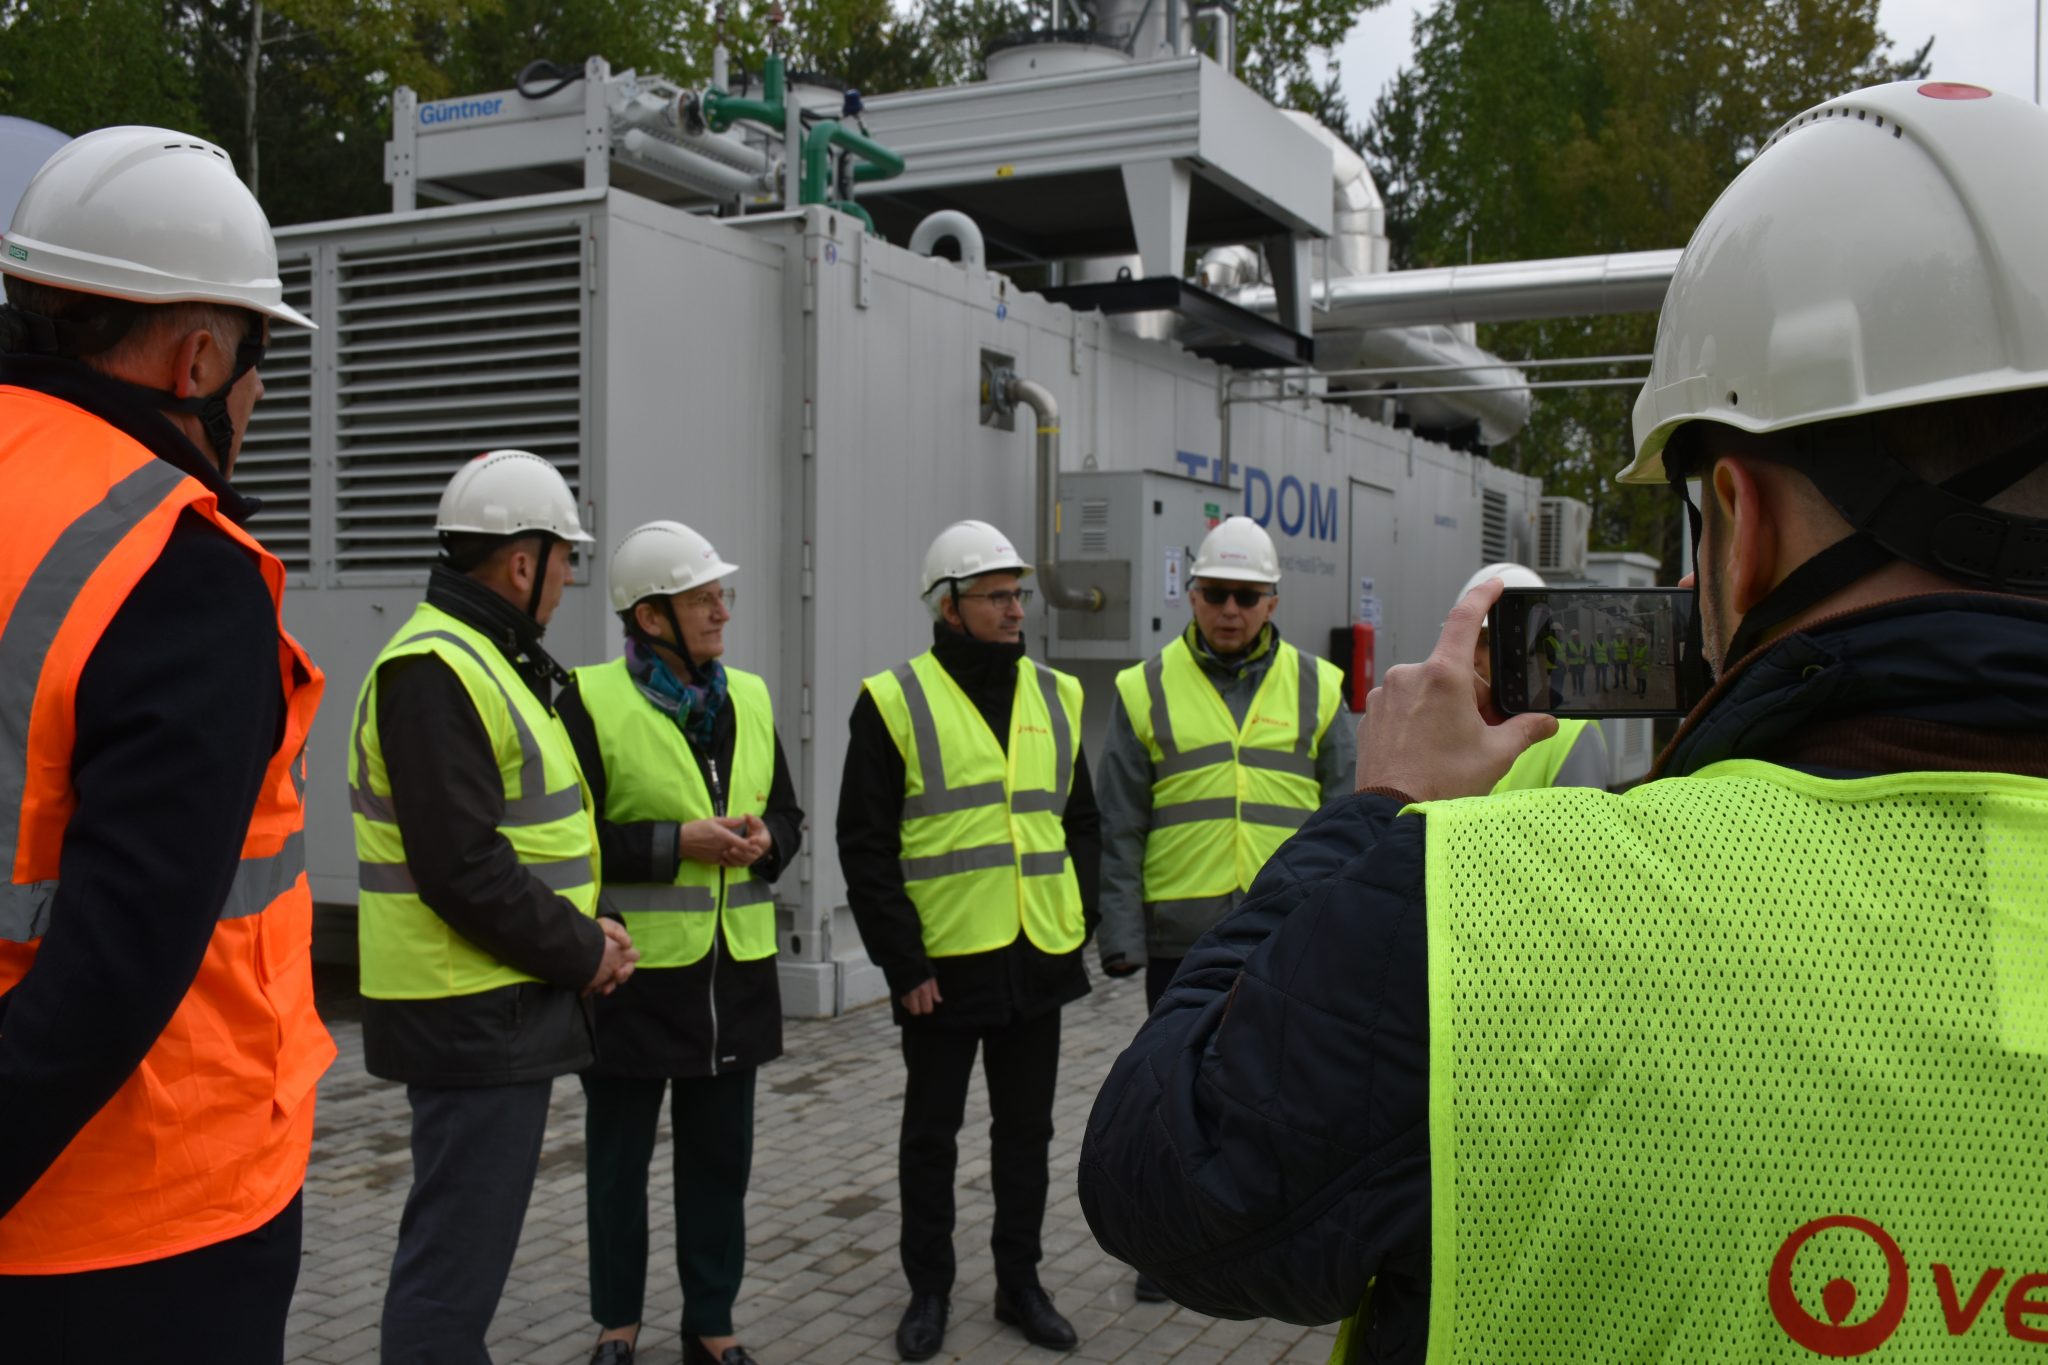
[0, 0, 201, 136]
[1363, 0, 1932, 572]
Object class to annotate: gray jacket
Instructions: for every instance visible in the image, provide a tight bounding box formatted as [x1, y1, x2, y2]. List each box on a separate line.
[1097, 630, 1356, 966]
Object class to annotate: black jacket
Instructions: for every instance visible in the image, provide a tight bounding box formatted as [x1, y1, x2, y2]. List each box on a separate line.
[555, 662, 804, 1078]
[0, 357, 286, 1219]
[359, 566, 609, 1087]
[1077, 594, 2048, 1361]
[837, 624, 1101, 1030]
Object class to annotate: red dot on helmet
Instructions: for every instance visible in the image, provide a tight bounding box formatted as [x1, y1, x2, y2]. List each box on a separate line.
[1917, 82, 1993, 100]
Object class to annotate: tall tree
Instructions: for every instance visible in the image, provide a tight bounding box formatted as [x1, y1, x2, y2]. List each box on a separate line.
[1364, 0, 1931, 571]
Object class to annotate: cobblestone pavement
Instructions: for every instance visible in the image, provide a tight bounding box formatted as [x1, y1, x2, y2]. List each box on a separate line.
[290, 968, 1339, 1365]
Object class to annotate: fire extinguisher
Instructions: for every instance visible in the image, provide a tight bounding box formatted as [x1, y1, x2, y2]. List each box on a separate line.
[1329, 623, 1375, 710]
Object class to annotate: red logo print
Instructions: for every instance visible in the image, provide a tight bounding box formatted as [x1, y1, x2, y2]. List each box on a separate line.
[1768, 1216, 1911, 1357]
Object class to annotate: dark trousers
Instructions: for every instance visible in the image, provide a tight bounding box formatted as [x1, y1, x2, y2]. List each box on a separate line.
[2, 1191, 302, 1364]
[583, 1068, 757, 1337]
[382, 1080, 554, 1365]
[898, 1008, 1062, 1295]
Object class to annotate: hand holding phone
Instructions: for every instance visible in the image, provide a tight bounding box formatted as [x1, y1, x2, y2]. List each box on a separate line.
[1488, 587, 1704, 719]
[1357, 579, 1559, 801]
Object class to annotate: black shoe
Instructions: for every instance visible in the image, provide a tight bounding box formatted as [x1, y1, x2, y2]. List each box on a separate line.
[683, 1339, 758, 1365]
[896, 1293, 950, 1361]
[591, 1341, 634, 1365]
[1134, 1272, 1169, 1303]
[994, 1283, 1079, 1351]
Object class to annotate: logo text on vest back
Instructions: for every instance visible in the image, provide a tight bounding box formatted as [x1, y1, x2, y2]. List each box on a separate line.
[1769, 1215, 2048, 1354]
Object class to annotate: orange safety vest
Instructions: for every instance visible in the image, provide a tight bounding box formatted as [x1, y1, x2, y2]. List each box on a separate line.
[0, 385, 335, 1273]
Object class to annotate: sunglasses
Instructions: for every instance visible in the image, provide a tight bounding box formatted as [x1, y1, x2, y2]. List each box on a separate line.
[1197, 585, 1275, 608]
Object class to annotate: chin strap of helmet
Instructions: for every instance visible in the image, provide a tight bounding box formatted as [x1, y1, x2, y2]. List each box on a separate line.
[1675, 420, 2048, 669]
[1, 303, 265, 466]
[159, 329, 266, 465]
[523, 532, 555, 623]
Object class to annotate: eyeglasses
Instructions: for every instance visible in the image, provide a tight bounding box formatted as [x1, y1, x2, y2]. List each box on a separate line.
[959, 588, 1033, 608]
[1197, 585, 1276, 608]
[681, 587, 737, 611]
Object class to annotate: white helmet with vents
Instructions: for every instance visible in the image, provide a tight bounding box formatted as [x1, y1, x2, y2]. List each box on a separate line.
[0, 125, 315, 329]
[435, 449, 594, 543]
[1625, 81, 2048, 484]
[1191, 515, 1280, 585]
[920, 519, 1032, 597]
[1457, 562, 1544, 604]
[608, 521, 738, 611]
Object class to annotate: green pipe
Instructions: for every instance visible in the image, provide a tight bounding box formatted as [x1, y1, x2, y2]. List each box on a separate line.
[800, 120, 906, 205]
[705, 51, 786, 134]
[829, 200, 878, 236]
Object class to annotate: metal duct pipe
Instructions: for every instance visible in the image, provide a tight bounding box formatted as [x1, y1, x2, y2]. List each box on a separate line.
[1231, 249, 1682, 330]
[618, 128, 772, 198]
[1005, 375, 1102, 613]
[614, 96, 774, 176]
[909, 210, 986, 271]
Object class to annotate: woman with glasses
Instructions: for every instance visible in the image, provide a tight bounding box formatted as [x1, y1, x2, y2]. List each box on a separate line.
[555, 521, 804, 1365]
[1093, 515, 1354, 1304]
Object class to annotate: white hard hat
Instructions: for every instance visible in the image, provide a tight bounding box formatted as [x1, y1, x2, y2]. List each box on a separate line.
[1623, 81, 2048, 485]
[0, 126, 315, 330]
[435, 449, 595, 543]
[608, 520, 738, 612]
[1191, 516, 1280, 585]
[920, 519, 1031, 596]
[1458, 561, 1544, 604]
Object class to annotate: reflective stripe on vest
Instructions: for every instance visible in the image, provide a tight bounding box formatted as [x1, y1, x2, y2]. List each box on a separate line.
[573, 657, 779, 967]
[351, 604, 599, 999]
[0, 387, 335, 1273]
[862, 651, 1084, 958]
[1115, 638, 1339, 912]
[1377, 761, 2048, 1363]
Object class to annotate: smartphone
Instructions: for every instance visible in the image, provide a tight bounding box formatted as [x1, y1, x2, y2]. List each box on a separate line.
[1488, 587, 1705, 719]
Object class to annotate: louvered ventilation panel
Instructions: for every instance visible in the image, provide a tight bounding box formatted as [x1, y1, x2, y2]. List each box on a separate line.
[236, 256, 315, 574]
[1480, 488, 1510, 565]
[333, 225, 585, 573]
[1081, 499, 1111, 554]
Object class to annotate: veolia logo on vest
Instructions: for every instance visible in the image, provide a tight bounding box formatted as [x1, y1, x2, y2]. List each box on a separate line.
[1768, 1215, 2048, 1354]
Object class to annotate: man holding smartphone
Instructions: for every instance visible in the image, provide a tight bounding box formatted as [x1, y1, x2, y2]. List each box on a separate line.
[1082, 80, 2048, 1363]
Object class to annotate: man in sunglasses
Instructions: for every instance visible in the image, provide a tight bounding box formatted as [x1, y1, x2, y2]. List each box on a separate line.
[838, 519, 1101, 1361]
[1093, 515, 1352, 1303]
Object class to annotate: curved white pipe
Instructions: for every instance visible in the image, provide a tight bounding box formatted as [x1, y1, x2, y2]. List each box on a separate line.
[1321, 325, 1532, 445]
[1004, 375, 1100, 612]
[909, 210, 986, 272]
[619, 128, 771, 197]
[612, 91, 773, 175]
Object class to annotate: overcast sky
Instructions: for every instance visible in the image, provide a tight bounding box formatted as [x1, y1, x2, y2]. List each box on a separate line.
[1334, 0, 2042, 124]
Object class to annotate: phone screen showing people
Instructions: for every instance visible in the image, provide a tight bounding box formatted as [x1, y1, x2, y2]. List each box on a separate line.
[1489, 588, 1702, 719]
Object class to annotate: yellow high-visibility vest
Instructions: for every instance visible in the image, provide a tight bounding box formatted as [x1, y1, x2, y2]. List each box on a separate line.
[1114, 636, 1342, 920]
[571, 657, 778, 967]
[863, 651, 1085, 958]
[352, 603, 599, 998]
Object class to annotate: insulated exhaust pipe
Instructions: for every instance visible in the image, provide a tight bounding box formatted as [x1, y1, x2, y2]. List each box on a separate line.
[1002, 374, 1102, 613]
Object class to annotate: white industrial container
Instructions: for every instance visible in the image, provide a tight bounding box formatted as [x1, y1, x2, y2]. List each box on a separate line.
[257, 190, 1572, 1015]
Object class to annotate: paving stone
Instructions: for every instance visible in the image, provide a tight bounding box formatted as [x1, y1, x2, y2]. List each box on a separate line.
[290, 970, 1338, 1363]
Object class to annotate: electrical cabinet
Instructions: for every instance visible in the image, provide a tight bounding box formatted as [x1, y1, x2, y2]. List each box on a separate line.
[1048, 469, 1231, 661]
